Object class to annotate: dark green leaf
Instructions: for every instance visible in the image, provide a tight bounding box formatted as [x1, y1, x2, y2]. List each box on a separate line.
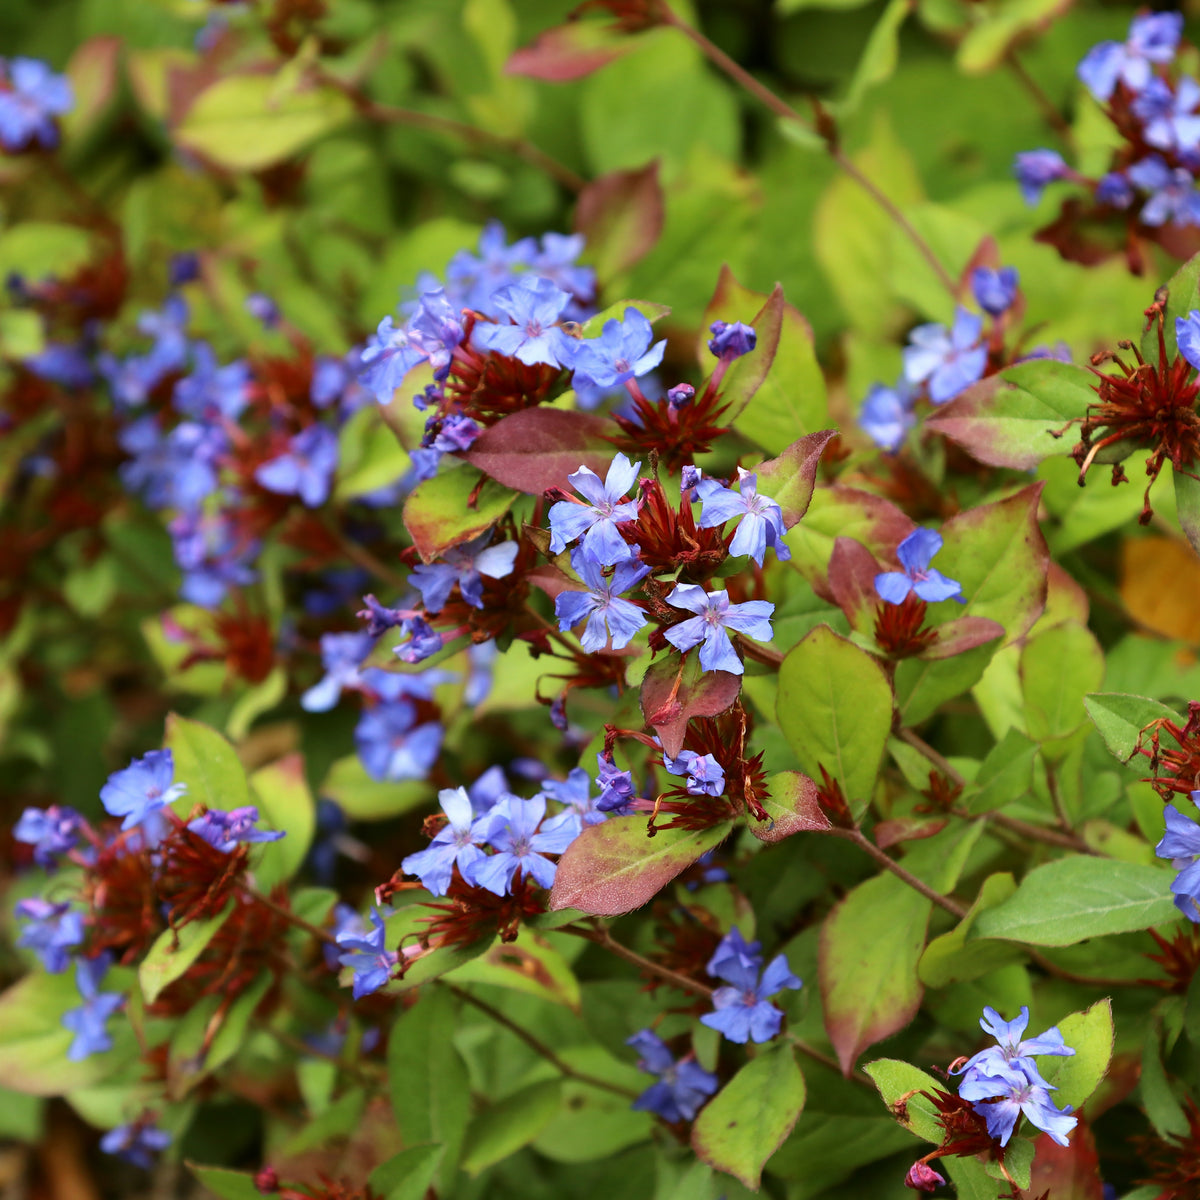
[1084, 693, 1181, 764]
[461, 1080, 562, 1175]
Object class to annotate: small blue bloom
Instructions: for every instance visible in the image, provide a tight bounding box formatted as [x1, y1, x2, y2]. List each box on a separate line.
[533, 231, 596, 316]
[571, 308, 666, 392]
[472, 275, 575, 368]
[958, 1058, 1076, 1147]
[548, 453, 641, 566]
[137, 296, 190, 379]
[172, 343, 250, 422]
[408, 289, 466, 380]
[254, 424, 339, 508]
[411, 536, 519, 613]
[401, 786, 488, 895]
[627, 1029, 718, 1123]
[187, 806, 285, 853]
[1013, 149, 1069, 206]
[875, 528, 964, 605]
[337, 908, 398, 999]
[699, 928, 802, 1044]
[358, 594, 414, 637]
[168, 511, 259, 608]
[663, 585, 775, 676]
[26, 342, 94, 389]
[301, 630, 377, 712]
[596, 753, 637, 814]
[245, 293, 279, 327]
[903, 307, 987, 405]
[393, 616, 446, 664]
[355, 704, 442, 782]
[14, 804, 82, 868]
[695, 468, 790, 567]
[63, 955, 124, 1060]
[473, 794, 578, 895]
[1096, 171, 1135, 208]
[540, 767, 607, 836]
[554, 552, 649, 651]
[445, 222, 538, 313]
[100, 1122, 172, 1170]
[359, 316, 426, 404]
[1130, 156, 1200, 226]
[1176, 310, 1200, 370]
[15, 898, 84, 973]
[99, 749, 186, 835]
[663, 750, 726, 797]
[1155, 792, 1200, 919]
[1132, 76, 1200, 158]
[970, 266, 1019, 317]
[1077, 12, 1183, 102]
[859, 381, 916, 453]
[950, 1006, 1075, 1080]
[0, 58, 73, 151]
[707, 321, 756, 360]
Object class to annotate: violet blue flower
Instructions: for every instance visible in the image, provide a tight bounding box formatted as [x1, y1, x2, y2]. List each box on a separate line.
[571, 308, 666, 392]
[859, 381, 916, 453]
[1129, 155, 1200, 226]
[168, 511, 259, 608]
[1155, 792, 1200, 920]
[663, 585, 775, 676]
[186, 806, 285, 853]
[903, 307, 987, 404]
[699, 928, 802, 1044]
[1077, 12, 1183, 102]
[172, 343, 249, 422]
[355, 705, 442, 782]
[1096, 171, 1135, 208]
[950, 1006, 1075, 1079]
[100, 1122, 172, 1170]
[400, 786, 488, 896]
[410, 535, 519, 613]
[971, 267, 1019, 317]
[1013, 149, 1069, 206]
[14, 804, 81, 867]
[875, 528, 964, 605]
[627, 1029, 719, 1123]
[301, 630, 377, 712]
[408, 289, 466, 380]
[707, 321, 756, 360]
[359, 316, 428, 404]
[138, 295, 190, 378]
[15, 898, 84, 973]
[26, 342, 95, 389]
[254, 424, 339, 507]
[99, 749, 186, 835]
[548, 453, 641, 566]
[63, 955, 124, 1060]
[0, 58, 73, 151]
[540, 767, 607, 835]
[1132, 76, 1200, 158]
[473, 794, 578, 895]
[596, 753, 637, 814]
[663, 750, 726, 797]
[554, 552, 649, 651]
[337, 908, 398, 999]
[695, 468, 790, 566]
[958, 1058, 1076, 1147]
[472, 275, 575, 368]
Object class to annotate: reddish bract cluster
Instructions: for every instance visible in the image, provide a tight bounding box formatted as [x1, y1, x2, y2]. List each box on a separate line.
[646, 903, 722, 994]
[1139, 700, 1200, 799]
[1146, 926, 1200, 991]
[392, 868, 546, 951]
[254, 1166, 383, 1200]
[1134, 1099, 1200, 1199]
[611, 383, 732, 473]
[874, 594, 937, 659]
[621, 477, 729, 578]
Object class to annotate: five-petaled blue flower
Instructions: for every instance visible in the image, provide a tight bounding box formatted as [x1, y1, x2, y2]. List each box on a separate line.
[99, 749, 187, 837]
[1155, 792, 1200, 920]
[410, 535, 519, 613]
[958, 1058, 1077, 1148]
[903, 307, 987, 404]
[950, 1006, 1075, 1080]
[100, 1121, 173, 1170]
[571, 308, 666, 392]
[14, 804, 82, 868]
[355, 705, 442, 782]
[186, 806, 285, 853]
[627, 1029, 719, 1123]
[540, 767, 607, 837]
[472, 275, 576, 368]
[699, 928, 802, 1044]
[63, 954, 124, 1060]
[1077, 11, 1183, 102]
[548, 453, 641, 566]
[875, 529, 964, 605]
[1131, 77, 1200, 159]
[15, 898, 84, 973]
[254, 424, 340, 508]
[401, 786, 488, 896]
[1129, 156, 1200, 227]
[337, 908, 399, 999]
[971, 267, 1019, 317]
[663, 585, 775, 676]
[663, 750, 726, 797]
[859, 381, 916, 453]
[554, 552, 649, 652]
[473, 794, 578, 895]
[0, 58, 73, 152]
[301, 630, 377, 713]
[695, 468, 790, 567]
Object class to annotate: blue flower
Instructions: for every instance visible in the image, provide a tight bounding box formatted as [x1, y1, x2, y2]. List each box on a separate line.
[627, 1029, 718, 1122]
[63, 955, 124, 1060]
[875, 528, 964, 605]
[99, 1122, 172, 1170]
[1096, 171, 1134, 208]
[950, 1006, 1075, 1079]
[1155, 793, 1200, 919]
[663, 585, 775, 676]
[958, 1058, 1076, 1147]
[337, 908, 398, 999]
[596, 753, 637, 814]
[1013, 149, 1069, 206]
[903, 307, 987, 405]
[695, 468, 790, 567]
[26, 342, 95, 389]
[1077, 12, 1183, 102]
[859, 381, 916, 453]
[1130, 156, 1200, 226]
[1132, 76, 1200, 159]
[355, 705, 442, 782]
[254, 424, 339, 508]
[533, 232, 596, 316]
[472, 275, 575, 368]
[137, 295, 190, 378]
[571, 308, 666, 392]
[15, 898, 84, 973]
[400, 786, 488, 896]
[540, 767, 607, 836]
[172, 343, 250, 422]
[99, 749, 186, 836]
[168, 511, 259, 608]
[311, 353, 367, 412]
[301, 630, 377, 712]
[407, 289, 466, 380]
[663, 751, 725, 797]
[186, 806, 285, 853]
[707, 321, 756, 360]
[118, 418, 225, 513]
[554, 552, 649, 651]
[0, 58, 73, 151]
[411, 535, 519, 613]
[473, 794, 578, 895]
[699, 928, 802, 1044]
[444, 222, 538, 313]
[548, 453, 641, 566]
[358, 316, 427, 404]
[970, 266, 1019, 317]
[14, 804, 82, 867]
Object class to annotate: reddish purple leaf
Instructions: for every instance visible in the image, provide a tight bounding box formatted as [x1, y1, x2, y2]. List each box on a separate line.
[755, 430, 838, 529]
[827, 536, 881, 633]
[874, 818, 947, 849]
[574, 162, 665, 280]
[922, 615, 1005, 660]
[462, 407, 615, 496]
[525, 563, 577, 602]
[751, 771, 831, 843]
[639, 655, 741, 758]
[549, 817, 732, 916]
[1028, 1118, 1103, 1200]
[506, 22, 637, 82]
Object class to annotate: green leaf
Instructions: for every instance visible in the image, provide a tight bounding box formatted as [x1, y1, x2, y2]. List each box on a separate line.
[1084, 693, 1181, 764]
[754, 431, 838, 529]
[549, 817, 732, 916]
[1175, 468, 1200, 556]
[1019, 622, 1105, 755]
[945, 1154, 1002, 1200]
[248, 753, 315, 887]
[446, 934, 581, 1010]
[320, 755, 432, 821]
[1038, 999, 1113, 1109]
[461, 1080, 562, 1175]
[956, 0, 1074, 74]
[140, 903, 235, 1004]
[368, 1144, 445, 1200]
[164, 713, 253, 814]
[969, 858, 1179, 946]
[919, 874, 1024, 987]
[820, 872, 931, 1072]
[402, 466, 517, 562]
[964, 729, 1039, 814]
[862, 1058, 943, 1142]
[896, 641, 999, 727]
[580, 299, 672, 335]
[691, 1044, 805, 1188]
[388, 995, 471, 1185]
[175, 73, 353, 172]
[1143, 251, 1200, 363]
[186, 1164, 262, 1200]
[777, 625, 894, 814]
[927, 360, 1095, 470]
[843, 0, 910, 111]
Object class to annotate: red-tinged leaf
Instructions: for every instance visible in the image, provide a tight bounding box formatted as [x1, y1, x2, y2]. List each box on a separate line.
[828, 536, 881, 633]
[506, 21, 638, 81]
[820, 872, 930, 1075]
[1028, 1118, 1103, 1200]
[525, 563, 576, 602]
[462, 408, 614, 496]
[403, 467, 516, 562]
[698, 269, 785, 419]
[922, 615, 1005, 660]
[751, 771, 831, 843]
[549, 817, 732, 916]
[925, 360, 1095, 470]
[874, 818, 948, 849]
[62, 36, 121, 143]
[574, 162, 664, 280]
[755, 430, 838, 529]
[639, 655, 741, 758]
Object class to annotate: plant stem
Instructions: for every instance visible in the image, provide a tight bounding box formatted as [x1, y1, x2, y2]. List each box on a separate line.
[565, 923, 715, 998]
[827, 827, 966, 917]
[324, 519, 409, 593]
[446, 984, 640, 1099]
[1026, 950, 1164, 990]
[1044, 760, 1073, 832]
[658, 7, 957, 297]
[242, 887, 338, 947]
[1005, 51, 1075, 151]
